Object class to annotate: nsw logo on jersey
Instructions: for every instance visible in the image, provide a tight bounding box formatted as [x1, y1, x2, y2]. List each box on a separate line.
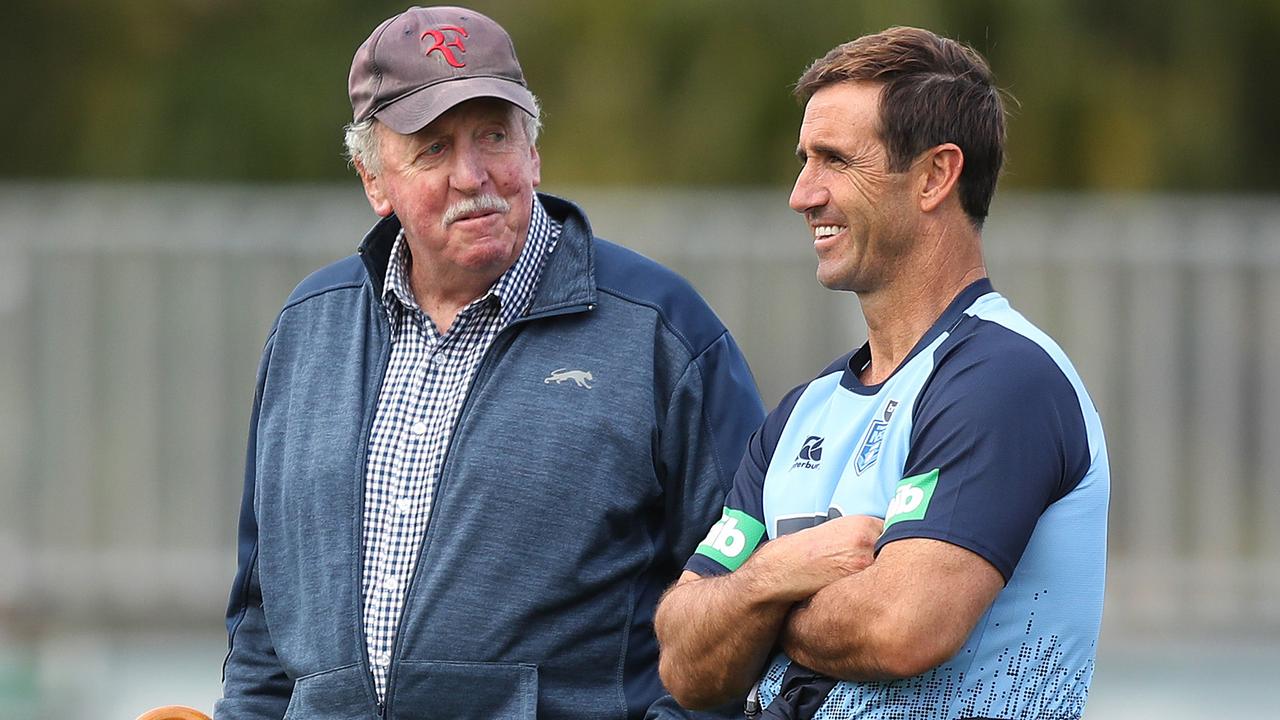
[694, 508, 766, 571]
[854, 399, 899, 475]
[790, 435, 824, 470]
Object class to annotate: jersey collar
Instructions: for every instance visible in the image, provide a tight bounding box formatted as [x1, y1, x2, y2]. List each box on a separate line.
[840, 278, 996, 394]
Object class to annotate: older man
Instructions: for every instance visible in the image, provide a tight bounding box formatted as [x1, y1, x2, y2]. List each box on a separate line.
[656, 27, 1109, 720]
[215, 6, 762, 719]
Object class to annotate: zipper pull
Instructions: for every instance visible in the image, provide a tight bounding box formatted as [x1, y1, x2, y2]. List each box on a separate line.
[745, 680, 762, 719]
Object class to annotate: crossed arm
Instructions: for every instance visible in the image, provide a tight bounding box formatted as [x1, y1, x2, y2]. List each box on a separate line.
[654, 517, 1004, 710]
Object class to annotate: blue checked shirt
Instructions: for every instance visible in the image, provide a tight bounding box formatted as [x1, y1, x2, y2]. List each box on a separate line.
[361, 198, 561, 702]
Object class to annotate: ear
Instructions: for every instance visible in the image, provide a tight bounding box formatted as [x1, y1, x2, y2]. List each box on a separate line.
[528, 143, 542, 188]
[355, 158, 394, 218]
[918, 143, 964, 215]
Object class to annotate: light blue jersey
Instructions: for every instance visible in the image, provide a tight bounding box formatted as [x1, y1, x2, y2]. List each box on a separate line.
[687, 280, 1109, 719]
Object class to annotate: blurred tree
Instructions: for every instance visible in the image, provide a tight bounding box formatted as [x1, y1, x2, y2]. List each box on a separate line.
[2, 0, 1277, 190]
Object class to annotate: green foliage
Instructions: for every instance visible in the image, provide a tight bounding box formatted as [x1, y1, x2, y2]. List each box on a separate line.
[3, 0, 1278, 189]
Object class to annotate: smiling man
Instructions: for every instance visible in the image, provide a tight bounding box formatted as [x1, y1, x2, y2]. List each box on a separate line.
[214, 6, 763, 719]
[655, 27, 1109, 720]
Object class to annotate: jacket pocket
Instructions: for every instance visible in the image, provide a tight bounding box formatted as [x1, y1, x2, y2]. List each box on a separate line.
[283, 663, 377, 720]
[390, 660, 538, 719]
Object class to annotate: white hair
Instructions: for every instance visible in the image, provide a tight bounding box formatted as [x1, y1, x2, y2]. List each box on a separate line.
[343, 95, 542, 176]
[343, 118, 383, 175]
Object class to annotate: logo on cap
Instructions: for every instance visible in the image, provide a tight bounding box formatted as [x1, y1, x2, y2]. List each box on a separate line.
[421, 25, 469, 68]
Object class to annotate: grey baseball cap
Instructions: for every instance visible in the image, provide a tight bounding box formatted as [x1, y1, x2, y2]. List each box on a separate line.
[348, 6, 536, 134]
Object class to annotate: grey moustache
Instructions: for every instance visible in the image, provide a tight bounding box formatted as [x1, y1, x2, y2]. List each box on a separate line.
[442, 195, 511, 227]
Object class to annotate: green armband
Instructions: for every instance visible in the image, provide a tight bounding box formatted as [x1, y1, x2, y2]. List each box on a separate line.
[694, 508, 767, 571]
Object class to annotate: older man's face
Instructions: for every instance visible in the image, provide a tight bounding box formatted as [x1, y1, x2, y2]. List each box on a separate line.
[362, 97, 541, 291]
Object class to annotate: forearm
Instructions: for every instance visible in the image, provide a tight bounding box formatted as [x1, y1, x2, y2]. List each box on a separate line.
[654, 570, 793, 710]
[779, 568, 901, 681]
[781, 539, 1003, 681]
[657, 515, 885, 707]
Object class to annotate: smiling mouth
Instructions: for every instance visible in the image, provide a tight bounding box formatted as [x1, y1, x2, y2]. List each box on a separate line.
[812, 225, 846, 241]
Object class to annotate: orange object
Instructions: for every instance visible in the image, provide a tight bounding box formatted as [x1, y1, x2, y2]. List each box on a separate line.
[135, 706, 211, 720]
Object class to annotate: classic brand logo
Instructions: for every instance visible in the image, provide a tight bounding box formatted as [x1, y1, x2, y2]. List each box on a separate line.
[695, 508, 766, 571]
[854, 399, 899, 475]
[544, 368, 594, 388]
[884, 469, 940, 529]
[421, 25, 469, 67]
[790, 435, 824, 471]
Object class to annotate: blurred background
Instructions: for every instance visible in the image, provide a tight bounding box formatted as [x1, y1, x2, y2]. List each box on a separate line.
[2, 0, 1278, 717]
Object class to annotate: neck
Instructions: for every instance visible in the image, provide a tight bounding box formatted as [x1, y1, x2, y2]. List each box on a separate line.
[408, 259, 502, 336]
[857, 222, 986, 386]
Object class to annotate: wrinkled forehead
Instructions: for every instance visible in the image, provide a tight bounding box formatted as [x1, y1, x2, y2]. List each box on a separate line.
[802, 82, 883, 135]
[797, 82, 886, 153]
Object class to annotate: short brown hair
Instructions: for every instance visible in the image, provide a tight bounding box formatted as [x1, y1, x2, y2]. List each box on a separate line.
[795, 27, 1006, 228]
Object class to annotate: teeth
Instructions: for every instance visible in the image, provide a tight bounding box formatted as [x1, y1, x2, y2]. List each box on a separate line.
[813, 225, 844, 238]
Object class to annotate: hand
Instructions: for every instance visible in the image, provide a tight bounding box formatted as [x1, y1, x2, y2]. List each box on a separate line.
[744, 514, 884, 603]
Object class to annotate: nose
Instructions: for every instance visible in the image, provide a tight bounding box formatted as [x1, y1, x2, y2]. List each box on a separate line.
[789, 162, 827, 216]
[450, 144, 489, 194]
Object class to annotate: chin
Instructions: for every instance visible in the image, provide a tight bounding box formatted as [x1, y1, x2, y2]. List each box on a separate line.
[816, 264, 857, 292]
[461, 239, 521, 273]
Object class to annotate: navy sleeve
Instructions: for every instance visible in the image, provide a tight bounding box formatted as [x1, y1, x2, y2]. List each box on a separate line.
[684, 382, 809, 577]
[216, 332, 294, 719]
[875, 324, 1091, 581]
[659, 329, 765, 571]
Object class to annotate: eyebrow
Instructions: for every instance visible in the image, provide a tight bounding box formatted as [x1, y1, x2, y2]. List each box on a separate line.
[795, 142, 845, 162]
[410, 129, 448, 147]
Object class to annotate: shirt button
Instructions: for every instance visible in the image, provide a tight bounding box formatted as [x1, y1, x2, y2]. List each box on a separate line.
[432, 351, 447, 365]
[377, 651, 391, 666]
[411, 421, 427, 436]
[395, 498, 412, 514]
[381, 575, 397, 591]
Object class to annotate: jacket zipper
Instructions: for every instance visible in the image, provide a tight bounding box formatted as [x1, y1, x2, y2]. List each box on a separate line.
[378, 300, 594, 717]
[353, 263, 395, 718]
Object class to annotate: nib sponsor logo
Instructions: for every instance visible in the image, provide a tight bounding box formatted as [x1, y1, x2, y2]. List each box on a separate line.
[703, 516, 750, 559]
[790, 436, 824, 471]
[884, 469, 940, 529]
[695, 509, 767, 571]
